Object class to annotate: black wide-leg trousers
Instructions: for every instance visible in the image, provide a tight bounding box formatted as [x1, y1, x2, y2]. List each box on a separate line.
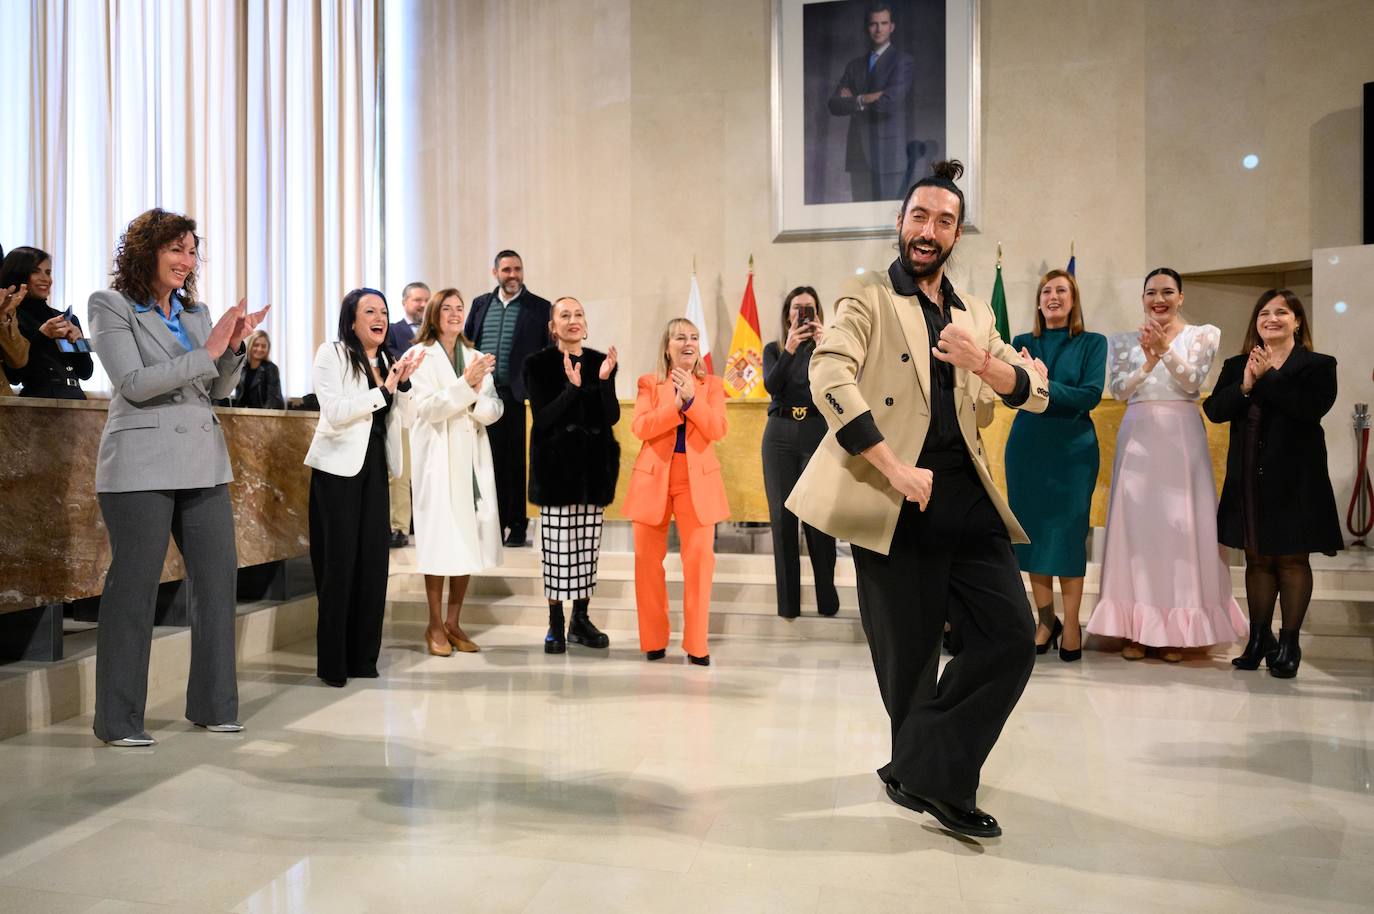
[762, 414, 839, 617]
[851, 462, 1035, 808]
[309, 433, 391, 682]
[489, 387, 528, 538]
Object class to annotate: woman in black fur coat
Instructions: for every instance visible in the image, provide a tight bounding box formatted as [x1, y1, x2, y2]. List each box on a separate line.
[523, 296, 621, 653]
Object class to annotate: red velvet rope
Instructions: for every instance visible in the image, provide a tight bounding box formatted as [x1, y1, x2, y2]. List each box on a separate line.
[1348, 426, 1374, 541]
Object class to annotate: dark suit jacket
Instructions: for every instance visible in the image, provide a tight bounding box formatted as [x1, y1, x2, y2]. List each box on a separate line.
[233, 359, 285, 409]
[10, 299, 94, 399]
[1203, 348, 1344, 556]
[384, 318, 417, 362]
[827, 45, 915, 175]
[462, 286, 552, 401]
[523, 346, 621, 507]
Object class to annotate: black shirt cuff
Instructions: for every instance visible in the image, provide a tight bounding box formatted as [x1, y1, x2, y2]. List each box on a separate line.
[999, 365, 1031, 408]
[835, 410, 884, 455]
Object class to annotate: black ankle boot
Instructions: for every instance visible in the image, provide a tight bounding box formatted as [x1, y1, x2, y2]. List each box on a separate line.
[1232, 623, 1279, 670]
[544, 602, 566, 654]
[567, 600, 609, 649]
[1268, 628, 1301, 679]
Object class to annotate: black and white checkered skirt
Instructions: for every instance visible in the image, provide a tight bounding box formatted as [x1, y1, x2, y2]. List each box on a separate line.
[539, 504, 605, 600]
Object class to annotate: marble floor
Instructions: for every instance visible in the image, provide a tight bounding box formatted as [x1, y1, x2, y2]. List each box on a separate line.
[0, 619, 1371, 914]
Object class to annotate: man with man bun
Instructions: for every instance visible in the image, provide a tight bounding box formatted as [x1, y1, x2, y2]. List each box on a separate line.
[788, 161, 1049, 839]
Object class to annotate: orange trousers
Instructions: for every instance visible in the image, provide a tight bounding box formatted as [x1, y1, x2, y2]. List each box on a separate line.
[632, 454, 715, 658]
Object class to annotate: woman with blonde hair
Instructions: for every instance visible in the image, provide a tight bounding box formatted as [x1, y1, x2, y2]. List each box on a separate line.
[405, 288, 503, 656]
[623, 318, 729, 665]
[1004, 269, 1106, 662]
[232, 329, 284, 408]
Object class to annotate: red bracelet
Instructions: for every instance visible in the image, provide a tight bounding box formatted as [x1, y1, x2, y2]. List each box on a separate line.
[972, 348, 991, 376]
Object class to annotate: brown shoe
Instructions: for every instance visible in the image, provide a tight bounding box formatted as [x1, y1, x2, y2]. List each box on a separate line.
[445, 624, 480, 653]
[426, 630, 453, 657]
[1122, 642, 1145, 661]
[1159, 648, 1183, 663]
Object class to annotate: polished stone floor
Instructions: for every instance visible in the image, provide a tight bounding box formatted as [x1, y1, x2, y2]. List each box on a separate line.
[0, 620, 1371, 913]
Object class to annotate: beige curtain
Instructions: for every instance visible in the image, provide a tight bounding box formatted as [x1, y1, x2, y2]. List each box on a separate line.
[0, 0, 381, 395]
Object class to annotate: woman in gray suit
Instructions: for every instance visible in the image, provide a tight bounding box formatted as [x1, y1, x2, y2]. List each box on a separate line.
[88, 208, 269, 747]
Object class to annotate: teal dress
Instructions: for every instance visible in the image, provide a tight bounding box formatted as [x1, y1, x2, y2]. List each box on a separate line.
[1006, 328, 1107, 577]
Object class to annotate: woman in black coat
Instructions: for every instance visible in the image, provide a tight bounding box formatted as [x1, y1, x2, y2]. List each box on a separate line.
[233, 329, 285, 408]
[1203, 289, 1342, 679]
[523, 296, 620, 654]
[0, 246, 94, 399]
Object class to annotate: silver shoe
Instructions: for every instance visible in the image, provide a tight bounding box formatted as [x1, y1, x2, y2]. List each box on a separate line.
[195, 722, 244, 733]
[105, 732, 155, 747]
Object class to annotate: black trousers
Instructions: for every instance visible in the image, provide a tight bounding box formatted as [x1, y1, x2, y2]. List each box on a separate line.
[489, 387, 528, 537]
[94, 485, 238, 741]
[309, 432, 391, 681]
[851, 461, 1035, 808]
[762, 414, 839, 617]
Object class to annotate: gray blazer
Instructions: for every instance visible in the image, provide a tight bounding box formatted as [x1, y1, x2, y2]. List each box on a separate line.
[88, 289, 246, 493]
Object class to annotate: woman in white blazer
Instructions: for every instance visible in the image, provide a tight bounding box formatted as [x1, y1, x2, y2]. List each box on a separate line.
[305, 288, 423, 687]
[406, 288, 503, 656]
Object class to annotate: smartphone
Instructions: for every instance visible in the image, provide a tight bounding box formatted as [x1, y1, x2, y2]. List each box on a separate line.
[796, 304, 816, 326]
[56, 307, 92, 354]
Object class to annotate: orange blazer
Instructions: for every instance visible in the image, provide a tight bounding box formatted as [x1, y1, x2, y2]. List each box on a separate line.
[622, 373, 730, 526]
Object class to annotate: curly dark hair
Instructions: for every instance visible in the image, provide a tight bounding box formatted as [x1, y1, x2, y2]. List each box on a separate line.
[111, 208, 203, 305]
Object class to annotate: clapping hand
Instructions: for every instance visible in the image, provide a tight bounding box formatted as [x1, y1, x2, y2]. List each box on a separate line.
[463, 352, 495, 390]
[671, 366, 696, 406]
[1, 284, 26, 320]
[228, 299, 272, 351]
[598, 345, 618, 382]
[1019, 347, 1047, 380]
[386, 347, 426, 393]
[563, 351, 583, 387]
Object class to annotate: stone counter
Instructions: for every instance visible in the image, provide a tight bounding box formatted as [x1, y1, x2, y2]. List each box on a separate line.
[0, 398, 316, 612]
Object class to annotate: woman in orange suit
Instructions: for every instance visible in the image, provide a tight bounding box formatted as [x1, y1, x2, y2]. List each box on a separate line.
[623, 318, 729, 665]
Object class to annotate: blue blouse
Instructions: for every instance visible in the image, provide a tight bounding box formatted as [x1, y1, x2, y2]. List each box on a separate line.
[134, 296, 193, 352]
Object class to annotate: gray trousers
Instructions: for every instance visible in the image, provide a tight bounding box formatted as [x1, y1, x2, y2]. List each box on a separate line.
[94, 485, 239, 741]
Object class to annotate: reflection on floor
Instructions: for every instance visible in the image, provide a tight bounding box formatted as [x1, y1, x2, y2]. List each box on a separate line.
[0, 619, 1371, 913]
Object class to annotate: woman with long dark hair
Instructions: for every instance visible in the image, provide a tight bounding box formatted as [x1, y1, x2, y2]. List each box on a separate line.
[1005, 270, 1106, 662]
[87, 208, 268, 746]
[0, 246, 94, 398]
[1087, 268, 1246, 662]
[1203, 290, 1342, 678]
[761, 285, 840, 618]
[304, 289, 423, 687]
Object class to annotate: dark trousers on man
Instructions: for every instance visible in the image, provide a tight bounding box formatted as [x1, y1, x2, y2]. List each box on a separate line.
[94, 485, 239, 742]
[850, 458, 1035, 809]
[489, 386, 528, 541]
[309, 434, 390, 682]
[762, 413, 839, 617]
[849, 168, 906, 203]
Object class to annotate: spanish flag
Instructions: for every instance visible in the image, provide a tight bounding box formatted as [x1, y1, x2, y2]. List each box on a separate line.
[722, 257, 768, 399]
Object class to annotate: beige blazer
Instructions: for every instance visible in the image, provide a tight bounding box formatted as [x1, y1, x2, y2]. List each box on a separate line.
[785, 270, 1049, 555]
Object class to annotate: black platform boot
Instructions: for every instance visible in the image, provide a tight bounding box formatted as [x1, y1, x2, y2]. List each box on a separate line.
[544, 601, 566, 654]
[567, 599, 609, 649]
[1232, 623, 1279, 670]
[1268, 628, 1301, 679]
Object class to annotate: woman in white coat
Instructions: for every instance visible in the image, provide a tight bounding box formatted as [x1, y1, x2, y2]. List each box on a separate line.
[407, 288, 504, 656]
[306, 288, 423, 687]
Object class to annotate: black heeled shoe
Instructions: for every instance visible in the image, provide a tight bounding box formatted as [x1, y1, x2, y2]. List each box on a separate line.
[1268, 628, 1301, 679]
[688, 654, 711, 666]
[646, 648, 666, 661]
[1233, 623, 1279, 670]
[1035, 617, 1063, 655]
[1059, 624, 1082, 662]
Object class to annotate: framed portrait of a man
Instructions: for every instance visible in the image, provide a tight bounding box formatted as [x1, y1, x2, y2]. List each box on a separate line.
[771, 0, 980, 240]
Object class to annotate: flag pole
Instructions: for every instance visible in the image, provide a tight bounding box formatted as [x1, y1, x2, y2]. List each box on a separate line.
[748, 254, 754, 274]
[996, 242, 1002, 268]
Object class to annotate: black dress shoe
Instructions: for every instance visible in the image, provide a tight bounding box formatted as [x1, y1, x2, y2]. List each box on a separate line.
[320, 677, 346, 688]
[504, 528, 528, 547]
[388, 530, 408, 549]
[688, 654, 710, 666]
[646, 649, 666, 661]
[884, 783, 1001, 838]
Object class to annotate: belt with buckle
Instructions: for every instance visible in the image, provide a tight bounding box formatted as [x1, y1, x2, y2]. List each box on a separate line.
[789, 406, 809, 420]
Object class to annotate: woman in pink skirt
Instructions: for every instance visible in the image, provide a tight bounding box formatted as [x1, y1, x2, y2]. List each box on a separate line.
[1087, 268, 1247, 662]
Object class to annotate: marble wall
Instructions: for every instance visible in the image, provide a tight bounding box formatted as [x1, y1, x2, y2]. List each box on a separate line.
[0, 400, 316, 611]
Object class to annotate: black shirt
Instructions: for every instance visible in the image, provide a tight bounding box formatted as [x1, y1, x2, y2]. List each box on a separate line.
[10, 299, 94, 398]
[834, 258, 1029, 464]
[762, 339, 820, 417]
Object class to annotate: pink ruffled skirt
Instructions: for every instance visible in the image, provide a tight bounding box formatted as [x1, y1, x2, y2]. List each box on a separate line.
[1087, 401, 1247, 648]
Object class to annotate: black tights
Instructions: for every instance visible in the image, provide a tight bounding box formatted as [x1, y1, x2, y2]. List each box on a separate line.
[1243, 550, 1313, 632]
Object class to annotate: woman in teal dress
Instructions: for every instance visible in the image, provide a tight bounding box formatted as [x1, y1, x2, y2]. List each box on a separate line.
[1006, 269, 1107, 662]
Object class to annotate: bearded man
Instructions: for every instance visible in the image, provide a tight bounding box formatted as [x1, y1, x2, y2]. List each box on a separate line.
[787, 160, 1049, 839]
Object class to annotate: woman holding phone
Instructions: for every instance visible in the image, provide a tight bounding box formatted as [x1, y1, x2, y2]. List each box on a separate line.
[761, 286, 841, 618]
[0, 246, 94, 399]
